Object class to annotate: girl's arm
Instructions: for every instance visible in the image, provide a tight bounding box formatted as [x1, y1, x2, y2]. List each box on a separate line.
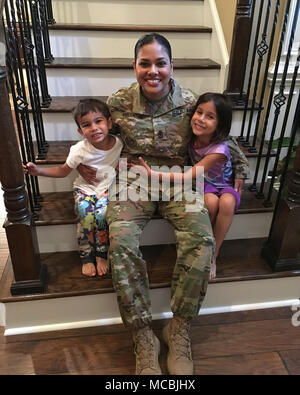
[23, 162, 73, 178]
[139, 153, 226, 182]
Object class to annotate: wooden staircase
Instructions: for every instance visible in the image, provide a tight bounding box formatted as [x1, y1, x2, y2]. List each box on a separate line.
[1, 0, 300, 338]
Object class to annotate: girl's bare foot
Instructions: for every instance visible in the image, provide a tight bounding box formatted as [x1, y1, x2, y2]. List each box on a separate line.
[82, 262, 96, 277]
[210, 259, 216, 280]
[96, 257, 108, 276]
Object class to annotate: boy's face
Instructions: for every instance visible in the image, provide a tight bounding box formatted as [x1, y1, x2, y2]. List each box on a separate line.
[77, 111, 112, 147]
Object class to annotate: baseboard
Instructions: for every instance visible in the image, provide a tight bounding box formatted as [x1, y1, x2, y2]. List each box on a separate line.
[3, 276, 300, 336]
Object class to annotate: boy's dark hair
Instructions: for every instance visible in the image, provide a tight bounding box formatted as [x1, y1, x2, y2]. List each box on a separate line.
[193, 92, 232, 144]
[73, 99, 111, 128]
[134, 33, 172, 62]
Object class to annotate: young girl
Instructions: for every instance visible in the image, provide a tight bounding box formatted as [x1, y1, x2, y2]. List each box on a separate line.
[139, 92, 245, 279]
[23, 99, 123, 278]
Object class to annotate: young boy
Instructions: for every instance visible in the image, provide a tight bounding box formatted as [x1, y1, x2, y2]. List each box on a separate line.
[23, 99, 123, 277]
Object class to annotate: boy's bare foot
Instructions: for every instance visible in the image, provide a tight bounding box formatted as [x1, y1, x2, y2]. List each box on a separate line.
[96, 257, 108, 276]
[82, 262, 97, 277]
[210, 259, 216, 280]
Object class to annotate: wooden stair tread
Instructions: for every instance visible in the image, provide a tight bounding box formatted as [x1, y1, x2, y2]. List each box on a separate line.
[49, 23, 212, 33]
[46, 57, 221, 69]
[37, 96, 262, 113]
[1, 238, 300, 303]
[35, 138, 275, 167]
[34, 181, 275, 227]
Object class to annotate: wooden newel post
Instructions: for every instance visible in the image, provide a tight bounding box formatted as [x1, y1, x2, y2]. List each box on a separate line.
[261, 138, 300, 271]
[0, 66, 47, 295]
[225, 0, 253, 101]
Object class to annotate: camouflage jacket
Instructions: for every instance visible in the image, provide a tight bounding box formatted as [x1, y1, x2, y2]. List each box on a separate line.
[107, 79, 249, 178]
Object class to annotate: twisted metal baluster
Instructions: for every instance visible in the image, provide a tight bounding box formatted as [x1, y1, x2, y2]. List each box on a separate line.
[22, 0, 49, 157]
[249, 0, 281, 154]
[238, 0, 265, 142]
[29, 0, 51, 107]
[250, 0, 291, 194]
[39, 0, 54, 63]
[258, 0, 299, 204]
[243, 0, 272, 148]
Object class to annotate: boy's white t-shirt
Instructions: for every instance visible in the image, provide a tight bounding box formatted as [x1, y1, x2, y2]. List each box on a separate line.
[66, 135, 123, 195]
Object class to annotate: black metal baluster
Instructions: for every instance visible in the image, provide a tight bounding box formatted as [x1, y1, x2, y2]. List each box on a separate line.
[244, 0, 272, 147]
[239, 0, 265, 142]
[250, 0, 291, 194]
[39, 0, 54, 63]
[258, 0, 299, 205]
[45, 0, 56, 24]
[22, 0, 49, 157]
[15, 0, 45, 205]
[29, 0, 51, 108]
[263, 9, 300, 206]
[266, 70, 300, 242]
[249, 0, 281, 154]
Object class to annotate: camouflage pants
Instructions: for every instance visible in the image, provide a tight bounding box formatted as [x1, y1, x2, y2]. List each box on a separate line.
[74, 189, 109, 264]
[106, 185, 215, 329]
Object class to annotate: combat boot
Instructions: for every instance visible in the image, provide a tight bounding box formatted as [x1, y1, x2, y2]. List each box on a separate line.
[163, 316, 193, 375]
[132, 326, 162, 375]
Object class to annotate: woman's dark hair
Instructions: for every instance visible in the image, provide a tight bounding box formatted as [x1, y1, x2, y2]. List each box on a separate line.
[134, 33, 172, 62]
[73, 99, 111, 128]
[193, 92, 232, 144]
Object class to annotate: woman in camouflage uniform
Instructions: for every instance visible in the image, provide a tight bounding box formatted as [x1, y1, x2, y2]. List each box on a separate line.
[79, 33, 249, 375]
[104, 33, 248, 376]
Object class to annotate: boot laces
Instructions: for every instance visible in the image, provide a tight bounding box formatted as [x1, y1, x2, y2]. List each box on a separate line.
[171, 320, 192, 361]
[134, 328, 157, 371]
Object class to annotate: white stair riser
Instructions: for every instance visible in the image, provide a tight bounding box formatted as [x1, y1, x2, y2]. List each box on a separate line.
[231, 111, 258, 137]
[36, 212, 273, 253]
[3, 277, 300, 336]
[247, 156, 275, 185]
[50, 31, 212, 59]
[46, 68, 220, 97]
[35, 156, 265, 193]
[37, 111, 259, 142]
[52, 0, 204, 25]
[32, 113, 79, 141]
[37, 167, 76, 192]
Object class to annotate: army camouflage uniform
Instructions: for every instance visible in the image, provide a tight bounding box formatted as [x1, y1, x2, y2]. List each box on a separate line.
[106, 79, 248, 329]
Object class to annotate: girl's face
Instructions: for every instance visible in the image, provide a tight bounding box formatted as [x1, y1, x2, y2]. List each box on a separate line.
[191, 100, 218, 145]
[133, 41, 173, 101]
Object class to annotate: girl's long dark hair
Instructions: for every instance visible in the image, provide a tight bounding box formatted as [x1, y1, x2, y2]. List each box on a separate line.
[193, 92, 232, 144]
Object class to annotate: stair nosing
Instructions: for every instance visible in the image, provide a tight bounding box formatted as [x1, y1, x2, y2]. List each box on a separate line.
[33, 186, 276, 229]
[45, 57, 221, 70]
[33, 96, 263, 113]
[49, 23, 212, 33]
[2, 239, 300, 304]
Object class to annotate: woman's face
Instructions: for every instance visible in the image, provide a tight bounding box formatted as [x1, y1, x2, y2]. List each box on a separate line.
[133, 41, 173, 101]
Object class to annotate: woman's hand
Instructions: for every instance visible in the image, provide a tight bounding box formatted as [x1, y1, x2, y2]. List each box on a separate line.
[23, 162, 39, 176]
[77, 164, 98, 184]
[234, 178, 244, 195]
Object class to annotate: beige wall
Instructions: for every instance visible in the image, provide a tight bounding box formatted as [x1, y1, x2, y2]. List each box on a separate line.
[215, 0, 237, 52]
